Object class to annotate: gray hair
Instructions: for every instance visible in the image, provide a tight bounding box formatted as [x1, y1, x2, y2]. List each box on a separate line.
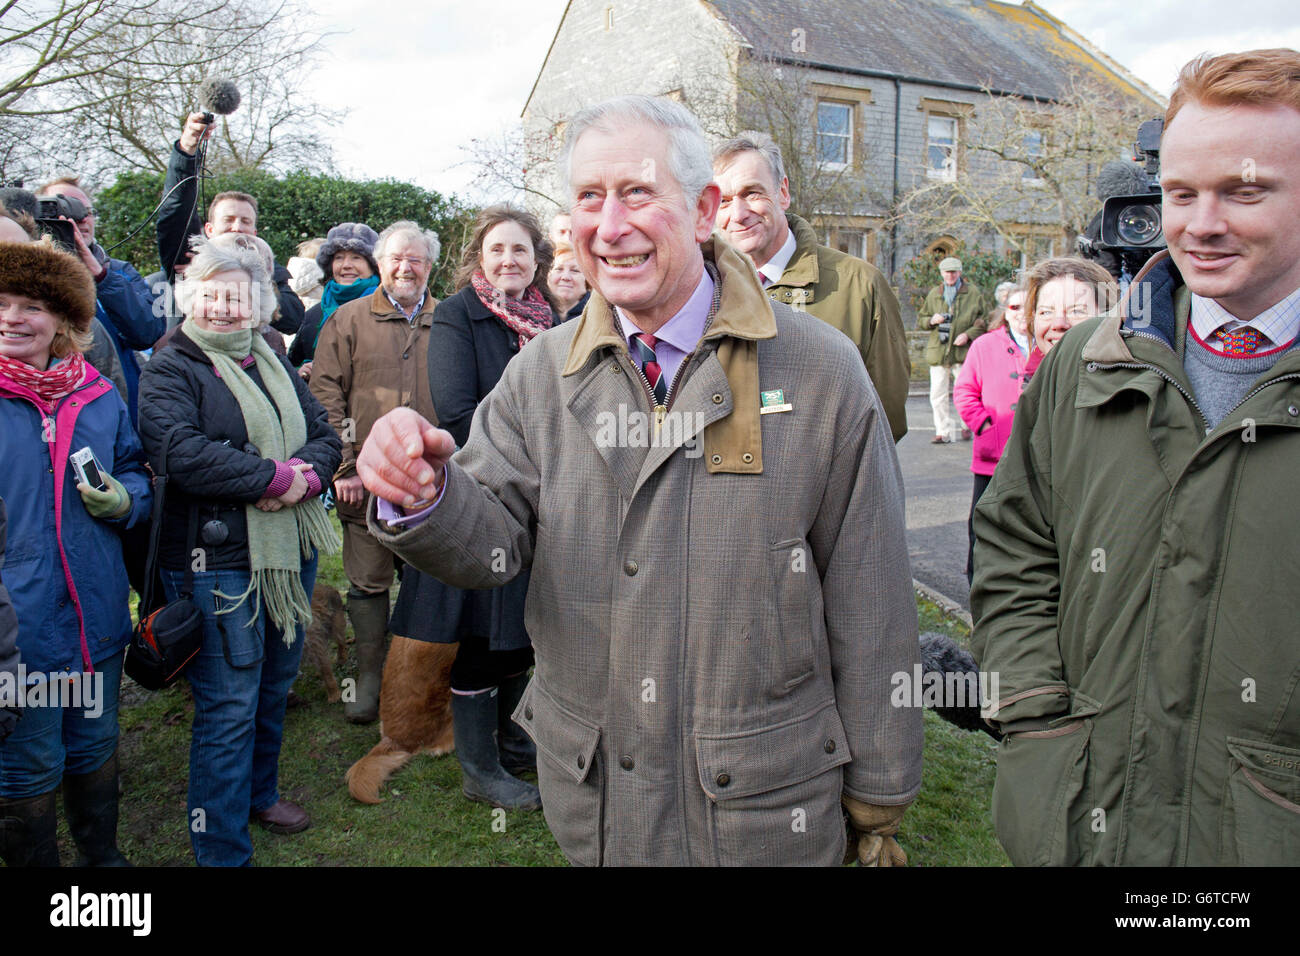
[375, 221, 441, 264]
[994, 281, 1016, 305]
[712, 130, 786, 189]
[559, 95, 714, 204]
[175, 232, 277, 331]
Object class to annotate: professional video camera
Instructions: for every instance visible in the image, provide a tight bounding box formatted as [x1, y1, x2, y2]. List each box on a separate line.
[1078, 118, 1165, 280]
[34, 192, 87, 253]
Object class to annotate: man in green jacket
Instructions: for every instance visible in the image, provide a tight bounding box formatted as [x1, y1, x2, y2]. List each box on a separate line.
[971, 48, 1300, 866]
[712, 132, 911, 442]
[920, 258, 987, 443]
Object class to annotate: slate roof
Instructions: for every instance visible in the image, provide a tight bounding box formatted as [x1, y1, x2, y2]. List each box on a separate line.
[705, 0, 1162, 104]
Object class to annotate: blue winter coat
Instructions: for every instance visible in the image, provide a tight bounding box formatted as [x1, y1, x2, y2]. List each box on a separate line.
[92, 249, 166, 421]
[0, 366, 152, 673]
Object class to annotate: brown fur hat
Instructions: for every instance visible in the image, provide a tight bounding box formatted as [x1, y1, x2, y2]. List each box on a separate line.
[0, 240, 97, 330]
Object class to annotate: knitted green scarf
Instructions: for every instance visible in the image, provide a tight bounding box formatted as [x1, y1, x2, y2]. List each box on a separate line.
[183, 319, 340, 642]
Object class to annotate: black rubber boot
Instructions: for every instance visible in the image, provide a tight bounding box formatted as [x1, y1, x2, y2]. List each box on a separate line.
[452, 689, 541, 810]
[63, 749, 131, 867]
[497, 671, 537, 775]
[345, 591, 389, 724]
[0, 789, 61, 867]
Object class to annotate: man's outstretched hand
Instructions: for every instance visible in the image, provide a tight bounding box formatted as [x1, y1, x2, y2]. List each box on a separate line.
[357, 408, 456, 509]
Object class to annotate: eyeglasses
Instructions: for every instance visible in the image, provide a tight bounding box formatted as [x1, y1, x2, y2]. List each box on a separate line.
[384, 255, 429, 267]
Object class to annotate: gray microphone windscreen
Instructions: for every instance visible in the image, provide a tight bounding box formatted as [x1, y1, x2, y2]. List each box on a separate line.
[198, 78, 241, 116]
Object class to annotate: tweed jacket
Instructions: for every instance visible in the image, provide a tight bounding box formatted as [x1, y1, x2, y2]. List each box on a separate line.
[765, 214, 911, 442]
[370, 235, 921, 866]
[919, 279, 988, 366]
[309, 286, 438, 520]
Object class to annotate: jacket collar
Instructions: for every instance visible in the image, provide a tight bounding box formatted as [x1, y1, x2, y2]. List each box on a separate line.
[562, 233, 776, 376]
[765, 213, 820, 289]
[369, 284, 435, 323]
[1082, 252, 1187, 365]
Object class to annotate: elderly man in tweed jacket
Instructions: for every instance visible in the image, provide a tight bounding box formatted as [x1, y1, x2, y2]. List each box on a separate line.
[357, 96, 921, 866]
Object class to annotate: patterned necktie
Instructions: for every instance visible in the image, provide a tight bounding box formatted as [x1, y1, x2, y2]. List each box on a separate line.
[632, 332, 667, 405]
[1213, 326, 1265, 356]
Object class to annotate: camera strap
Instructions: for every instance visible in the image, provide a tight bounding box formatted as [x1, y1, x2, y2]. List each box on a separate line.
[139, 424, 199, 613]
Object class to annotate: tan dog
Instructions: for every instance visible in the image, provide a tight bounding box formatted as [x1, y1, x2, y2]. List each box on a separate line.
[301, 584, 348, 702]
[345, 636, 459, 804]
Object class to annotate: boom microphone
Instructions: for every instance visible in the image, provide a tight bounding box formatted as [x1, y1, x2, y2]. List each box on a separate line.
[197, 78, 241, 124]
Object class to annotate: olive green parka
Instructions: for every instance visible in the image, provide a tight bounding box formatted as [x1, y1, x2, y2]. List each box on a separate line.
[765, 215, 911, 442]
[971, 253, 1300, 866]
[919, 278, 988, 366]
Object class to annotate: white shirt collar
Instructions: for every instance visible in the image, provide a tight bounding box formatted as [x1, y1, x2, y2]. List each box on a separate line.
[756, 225, 798, 287]
[1190, 286, 1300, 348]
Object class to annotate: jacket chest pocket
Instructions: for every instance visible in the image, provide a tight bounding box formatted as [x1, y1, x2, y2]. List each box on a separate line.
[768, 539, 816, 692]
[513, 679, 605, 866]
[1218, 737, 1300, 865]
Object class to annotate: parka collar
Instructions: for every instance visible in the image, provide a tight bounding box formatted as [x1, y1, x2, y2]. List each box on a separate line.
[561, 232, 776, 376]
[368, 284, 435, 323]
[766, 213, 821, 289]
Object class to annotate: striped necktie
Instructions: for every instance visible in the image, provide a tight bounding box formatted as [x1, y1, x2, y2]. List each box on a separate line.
[1213, 326, 1266, 355]
[632, 332, 667, 406]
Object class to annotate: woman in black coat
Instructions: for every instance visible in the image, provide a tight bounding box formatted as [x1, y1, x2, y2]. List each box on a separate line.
[390, 205, 555, 811]
[137, 233, 341, 866]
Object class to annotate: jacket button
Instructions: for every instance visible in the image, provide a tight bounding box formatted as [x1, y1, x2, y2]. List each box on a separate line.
[577, 754, 585, 769]
[1086, 362, 1098, 372]
[624, 560, 638, 576]
[716, 772, 731, 787]
[1289, 405, 1299, 417]
[402, 351, 410, 359]
[712, 393, 723, 404]
[610, 363, 622, 373]
[524, 706, 533, 721]
[824, 739, 836, 754]
[741, 452, 753, 464]
[710, 454, 722, 465]
[620, 755, 634, 770]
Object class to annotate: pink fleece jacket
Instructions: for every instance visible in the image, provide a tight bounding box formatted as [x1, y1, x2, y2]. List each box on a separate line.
[953, 326, 1029, 476]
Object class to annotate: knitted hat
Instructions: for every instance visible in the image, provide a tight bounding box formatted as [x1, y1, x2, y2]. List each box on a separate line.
[316, 222, 379, 280]
[0, 240, 96, 331]
[939, 257, 963, 273]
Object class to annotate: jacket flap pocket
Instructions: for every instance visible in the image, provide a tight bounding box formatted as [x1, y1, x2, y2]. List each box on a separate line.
[695, 702, 851, 801]
[1226, 737, 1300, 801]
[513, 679, 600, 784]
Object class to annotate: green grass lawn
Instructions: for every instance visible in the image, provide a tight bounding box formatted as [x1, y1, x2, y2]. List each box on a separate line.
[91, 524, 1008, 867]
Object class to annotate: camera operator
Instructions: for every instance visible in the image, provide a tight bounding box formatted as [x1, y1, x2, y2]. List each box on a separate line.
[36, 177, 163, 421]
[155, 112, 304, 335]
[918, 256, 989, 443]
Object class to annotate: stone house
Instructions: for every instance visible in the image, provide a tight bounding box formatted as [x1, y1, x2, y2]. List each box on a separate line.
[522, 0, 1165, 301]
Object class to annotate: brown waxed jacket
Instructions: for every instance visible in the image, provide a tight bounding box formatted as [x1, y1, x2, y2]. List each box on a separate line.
[368, 234, 921, 866]
[309, 286, 439, 497]
[765, 214, 911, 442]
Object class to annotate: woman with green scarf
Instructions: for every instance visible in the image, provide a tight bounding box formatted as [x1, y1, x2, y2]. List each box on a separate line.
[137, 233, 342, 867]
[288, 222, 380, 380]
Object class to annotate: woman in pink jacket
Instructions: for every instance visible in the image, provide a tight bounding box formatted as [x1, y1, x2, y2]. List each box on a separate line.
[954, 286, 1029, 586]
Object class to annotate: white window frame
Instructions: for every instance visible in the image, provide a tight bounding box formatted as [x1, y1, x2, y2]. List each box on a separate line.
[1022, 129, 1045, 186]
[817, 101, 853, 170]
[927, 114, 958, 182]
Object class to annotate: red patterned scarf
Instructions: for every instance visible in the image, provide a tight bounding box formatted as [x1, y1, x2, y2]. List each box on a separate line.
[471, 271, 554, 350]
[0, 352, 87, 407]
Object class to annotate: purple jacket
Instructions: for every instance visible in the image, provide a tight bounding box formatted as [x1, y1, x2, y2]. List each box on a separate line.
[954, 326, 1029, 477]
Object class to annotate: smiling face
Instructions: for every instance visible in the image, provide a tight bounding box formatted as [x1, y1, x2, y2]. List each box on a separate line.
[568, 122, 719, 333]
[712, 149, 790, 267]
[942, 269, 961, 287]
[1161, 100, 1300, 320]
[190, 268, 255, 333]
[332, 250, 373, 284]
[480, 220, 537, 300]
[1033, 275, 1097, 354]
[548, 251, 587, 305]
[0, 291, 61, 369]
[379, 233, 433, 309]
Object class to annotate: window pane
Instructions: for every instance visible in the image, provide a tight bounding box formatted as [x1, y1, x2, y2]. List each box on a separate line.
[819, 102, 850, 136]
[817, 102, 851, 165]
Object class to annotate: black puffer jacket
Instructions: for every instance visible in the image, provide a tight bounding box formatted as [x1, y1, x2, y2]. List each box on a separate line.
[137, 327, 342, 571]
[0, 498, 21, 741]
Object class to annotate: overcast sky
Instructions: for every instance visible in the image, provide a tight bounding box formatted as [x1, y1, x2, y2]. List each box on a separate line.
[305, 0, 1300, 202]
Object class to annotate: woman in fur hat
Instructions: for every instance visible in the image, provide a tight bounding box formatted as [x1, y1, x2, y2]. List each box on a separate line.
[0, 239, 152, 867]
[137, 232, 341, 866]
[288, 222, 380, 378]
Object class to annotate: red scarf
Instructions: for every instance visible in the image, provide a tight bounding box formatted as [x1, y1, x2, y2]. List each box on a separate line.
[471, 271, 553, 350]
[0, 352, 87, 408]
